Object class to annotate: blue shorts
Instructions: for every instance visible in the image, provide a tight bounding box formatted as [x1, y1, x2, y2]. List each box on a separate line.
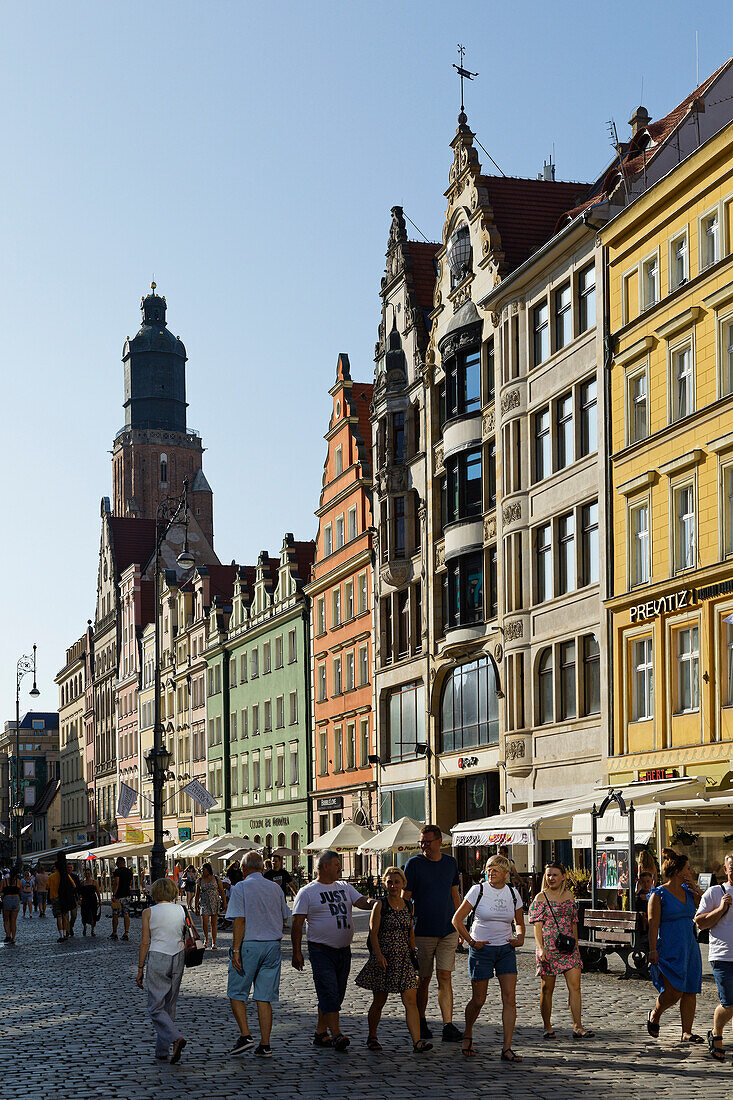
[468, 943, 517, 981]
[711, 961, 733, 1008]
[227, 941, 282, 1004]
[308, 942, 351, 1014]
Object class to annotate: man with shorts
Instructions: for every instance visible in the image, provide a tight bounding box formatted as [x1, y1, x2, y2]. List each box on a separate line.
[111, 857, 134, 941]
[35, 866, 49, 917]
[226, 851, 290, 1058]
[695, 852, 733, 1061]
[403, 824, 463, 1043]
[291, 850, 374, 1050]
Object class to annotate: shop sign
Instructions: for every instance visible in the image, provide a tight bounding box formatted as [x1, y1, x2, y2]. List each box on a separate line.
[249, 816, 291, 829]
[453, 829, 533, 847]
[638, 768, 678, 782]
[630, 590, 693, 622]
[178, 827, 192, 841]
[458, 756, 479, 770]
[317, 796, 344, 811]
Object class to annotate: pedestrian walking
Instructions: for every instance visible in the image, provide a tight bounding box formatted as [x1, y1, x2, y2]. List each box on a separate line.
[181, 865, 197, 907]
[47, 853, 80, 942]
[79, 867, 102, 936]
[646, 853, 703, 1042]
[226, 851, 290, 1058]
[291, 849, 374, 1051]
[264, 854, 297, 899]
[527, 861, 594, 1040]
[227, 860, 244, 886]
[194, 863, 226, 949]
[355, 867, 429, 1053]
[110, 857, 134, 941]
[695, 851, 733, 1061]
[136, 876, 188, 1064]
[35, 866, 49, 917]
[403, 824, 463, 1043]
[452, 854, 525, 1062]
[2, 865, 22, 944]
[20, 870, 35, 919]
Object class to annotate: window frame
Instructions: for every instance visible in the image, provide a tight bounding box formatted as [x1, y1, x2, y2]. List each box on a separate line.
[671, 478, 696, 575]
[668, 228, 689, 292]
[577, 262, 596, 334]
[628, 496, 651, 588]
[668, 334, 695, 423]
[532, 299, 549, 366]
[556, 391, 574, 470]
[554, 280, 572, 352]
[626, 362, 649, 445]
[675, 624, 700, 715]
[717, 306, 733, 399]
[699, 204, 721, 271]
[631, 635, 654, 722]
[640, 248, 660, 311]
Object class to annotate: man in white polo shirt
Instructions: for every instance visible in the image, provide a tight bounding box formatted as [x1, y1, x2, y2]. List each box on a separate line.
[226, 850, 290, 1058]
[695, 852, 733, 1061]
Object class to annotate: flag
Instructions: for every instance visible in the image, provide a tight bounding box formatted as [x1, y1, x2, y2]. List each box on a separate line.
[125, 826, 146, 844]
[117, 782, 137, 819]
[20, 822, 33, 835]
[182, 778, 217, 811]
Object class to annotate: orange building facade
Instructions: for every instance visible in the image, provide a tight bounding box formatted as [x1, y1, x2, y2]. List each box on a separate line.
[306, 355, 376, 864]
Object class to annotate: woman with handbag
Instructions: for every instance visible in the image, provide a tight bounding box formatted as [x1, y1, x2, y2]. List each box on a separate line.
[528, 862, 594, 1040]
[194, 862, 226, 950]
[136, 877, 189, 1064]
[354, 867, 429, 1052]
[78, 866, 102, 936]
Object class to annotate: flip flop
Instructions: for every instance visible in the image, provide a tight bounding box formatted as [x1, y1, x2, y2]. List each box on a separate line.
[366, 1036, 382, 1051]
[681, 1033, 704, 1044]
[573, 1030, 595, 1039]
[461, 1038, 476, 1057]
[646, 1010, 659, 1039]
[543, 1030, 557, 1040]
[501, 1047, 522, 1063]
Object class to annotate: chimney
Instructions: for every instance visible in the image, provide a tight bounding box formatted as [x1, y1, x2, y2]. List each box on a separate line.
[537, 157, 555, 182]
[628, 106, 651, 137]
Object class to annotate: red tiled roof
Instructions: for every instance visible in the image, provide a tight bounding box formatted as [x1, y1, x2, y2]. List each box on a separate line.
[206, 563, 238, 603]
[108, 517, 156, 577]
[291, 540, 316, 587]
[480, 176, 591, 273]
[408, 241, 440, 311]
[139, 577, 155, 628]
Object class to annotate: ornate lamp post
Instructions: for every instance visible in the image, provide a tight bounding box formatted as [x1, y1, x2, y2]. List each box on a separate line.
[15, 646, 40, 865]
[149, 482, 194, 884]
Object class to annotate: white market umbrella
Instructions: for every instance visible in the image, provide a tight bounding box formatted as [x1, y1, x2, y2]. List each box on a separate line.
[357, 816, 424, 855]
[302, 820, 376, 853]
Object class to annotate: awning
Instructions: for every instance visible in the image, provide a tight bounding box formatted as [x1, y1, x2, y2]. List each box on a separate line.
[24, 841, 92, 863]
[303, 820, 376, 852]
[168, 837, 201, 859]
[451, 777, 706, 846]
[358, 817, 424, 854]
[86, 838, 177, 859]
[572, 806, 657, 848]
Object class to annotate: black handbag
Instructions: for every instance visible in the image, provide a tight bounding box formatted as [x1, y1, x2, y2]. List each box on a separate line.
[543, 892, 576, 955]
[183, 906, 205, 968]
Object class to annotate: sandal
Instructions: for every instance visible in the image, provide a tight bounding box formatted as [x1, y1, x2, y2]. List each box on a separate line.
[572, 1029, 595, 1039]
[333, 1034, 350, 1052]
[461, 1037, 476, 1057]
[681, 1033, 704, 1044]
[366, 1036, 382, 1051]
[501, 1047, 522, 1063]
[413, 1039, 433, 1053]
[646, 1010, 660, 1039]
[708, 1030, 726, 1062]
[313, 1032, 333, 1048]
[543, 1030, 556, 1040]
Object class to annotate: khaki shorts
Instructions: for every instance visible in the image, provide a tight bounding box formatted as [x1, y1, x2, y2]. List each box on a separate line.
[416, 931, 459, 979]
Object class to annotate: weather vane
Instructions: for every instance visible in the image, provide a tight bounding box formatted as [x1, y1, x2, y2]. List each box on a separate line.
[453, 44, 478, 114]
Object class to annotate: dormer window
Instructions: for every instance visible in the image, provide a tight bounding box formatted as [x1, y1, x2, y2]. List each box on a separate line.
[447, 224, 471, 287]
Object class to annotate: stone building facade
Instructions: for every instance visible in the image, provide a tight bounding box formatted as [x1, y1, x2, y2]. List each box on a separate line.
[56, 634, 89, 848]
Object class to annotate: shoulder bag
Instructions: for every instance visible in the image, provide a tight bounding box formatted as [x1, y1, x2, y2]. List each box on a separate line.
[183, 906, 205, 968]
[542, 892, 576, 954]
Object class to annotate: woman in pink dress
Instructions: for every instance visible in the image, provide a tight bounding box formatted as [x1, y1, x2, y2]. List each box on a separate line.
[528, 862, 595, 1040]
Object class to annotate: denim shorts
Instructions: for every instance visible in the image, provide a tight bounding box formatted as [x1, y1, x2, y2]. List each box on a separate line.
[2, 895, 20, 912]
[227, 941, 282, 1003]
[468, 942, 517, 981]
[308, 942, 351, 1014]
[711, 960, 733, 1007]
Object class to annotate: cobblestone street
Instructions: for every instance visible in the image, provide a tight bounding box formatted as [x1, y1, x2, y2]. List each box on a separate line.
[1, 909, 729, 1099]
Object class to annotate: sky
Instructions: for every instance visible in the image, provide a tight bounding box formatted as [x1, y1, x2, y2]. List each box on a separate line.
[1, 0, 732, 708]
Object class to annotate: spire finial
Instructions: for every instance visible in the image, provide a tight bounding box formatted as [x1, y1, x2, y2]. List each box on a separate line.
[453, 44, 478, 118]
[151, 277, 156, 293]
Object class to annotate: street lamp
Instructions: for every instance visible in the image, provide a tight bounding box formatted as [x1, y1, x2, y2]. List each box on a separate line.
[14, 645, 39, 866]
[151, 480, 193, 883]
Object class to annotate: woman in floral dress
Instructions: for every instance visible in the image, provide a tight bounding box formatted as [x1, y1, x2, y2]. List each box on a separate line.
[528, 862, 595, 1039]
[194, 863, 226, 950]
[355, 867, 429, 1053]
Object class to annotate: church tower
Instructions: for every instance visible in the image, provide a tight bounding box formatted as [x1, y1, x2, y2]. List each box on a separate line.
[112, 285, 214, 544]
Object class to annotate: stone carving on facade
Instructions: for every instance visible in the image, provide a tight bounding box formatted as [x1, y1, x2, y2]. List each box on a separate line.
[500, 389, 521, 415]
[435, 541, 445, 570]
[483, 513, 496, 542]
[504, 619, 524, 642]
[380, 560, 412, 588]
[506, 738, 526, 760]
[433, 441, 444, 473]
[388, 467, 408, 493]
[502, 501, 521, 525]
[482, 407, 495, 437]
[452, 283, 472, 312]
[494, 642, 503, 663]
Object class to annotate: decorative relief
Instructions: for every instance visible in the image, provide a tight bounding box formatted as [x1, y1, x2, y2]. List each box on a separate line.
[380, 560, 412, 588]
[502, 502, 521, 526]
[433, 442, 444, 473]
[482, 407, 495, 437]
[452, 284, 472, 311]
[388, 468, 408, 493]
[435, 542, 445, 569]
[506, 738, 526, 760]
[501, 389, 521, 415]
[483, 514, 496, 542]
[504, 619, 524, 642]
[494, 642, 503, 663]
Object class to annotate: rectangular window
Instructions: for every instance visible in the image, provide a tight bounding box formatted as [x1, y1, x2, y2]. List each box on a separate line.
[240, 653, 247, 682]
[276, 696, 284, 728]
[670, 231, 688, 291]
[333, 657, 342, 695]
[318, 664, 326, 702]
[241, 755, 249, 793]
[721, 315, 733, 397]
[288, 629, 297, 663]
[332, 588, 341, 627]
[230, 711, 238, 741]
[581, 501, 599, 586]
[241, 708, 248, 738]
[554, 282, 572, 350]
[533, 301, 549, 365]
[345, 651, 355, 691]
[334, 726, 343, 772]
[724, 466, 733, 558]
[583, 634, 600, 715]
[578, 262, 596, 333]
[534, 407, 551, 481]
[252, 704, 259, 735]
[559, 640, 576, 720]
[630, 501, 650, 586]
[641, 253, 659, 310]
[346, 723, 356, 769]
[701, 208, 720, 269]
[360, 719, 369, 766]
[252, 753, 261, 790]
[677, 626, 700, 713]
[674, 483, 695, 572]
[358, 572, 368, 614]
[447, 551, 484, 628]
[276, 751, 285, 788]
[627, 368, 648, 444]
[623, 268, 639, 324]
[264, 700, 272, 731]
[387, 681, 425, 760]
[558, 512, 576, 594]
[289, 691, 298, 725]
[359, 644, 368, 686]
[263, 642, 271, 674]
[334, 444, 343, 476]
[275, 635, 283, 668]
[485, 337, 495, 402]
[251, 649, 259, 678]
[324, 524, 333, 557]
[345, 581, 354, 620]
[535, 523, 552, 603]
[318, 730, 327, 776]
[335, 514, 344, 549]
[393, 412, 405, 463]
[580, 378, 597, 456]
[316, 597, 326, 635]
[488, 545, 498, 618]
[633, 637, 654, 720]
[672, 343, 694, 421]
[231, 759, 239, 796]
[289, 745, 299, 785]
[347, 506, 357, 542]
[487, 438, 496, 508]
[393, 497, 406, 559]
[556, 393, 574, 469]
[229, 657, 236, 685]
[265, 754, 272, 789]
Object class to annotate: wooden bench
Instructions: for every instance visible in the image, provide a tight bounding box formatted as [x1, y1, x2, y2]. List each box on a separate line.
[579, 909, 649, 979]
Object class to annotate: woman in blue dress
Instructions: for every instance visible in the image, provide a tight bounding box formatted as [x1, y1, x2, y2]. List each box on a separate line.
[646, 853, 703, 1042]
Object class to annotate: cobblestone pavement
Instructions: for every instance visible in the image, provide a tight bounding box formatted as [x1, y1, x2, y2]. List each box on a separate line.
[1, 908, 730, 1099]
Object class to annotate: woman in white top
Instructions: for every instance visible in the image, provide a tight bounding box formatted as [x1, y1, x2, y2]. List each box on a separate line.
[136, 877, 188, 1063]
[452, 854, 525, 1062]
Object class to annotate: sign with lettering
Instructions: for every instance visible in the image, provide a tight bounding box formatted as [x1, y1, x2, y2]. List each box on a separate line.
[116, 781, 137, 819]
[178, 827, 192, 842]
[458, 756, 479, 770]
[317, 796, 344, 811]
[182, 779, 217, 811]
[639, 768, 678, 782]
[630, 590, 692, 623]
[249, 816, 291, 829]
[452, 829, 533, 847]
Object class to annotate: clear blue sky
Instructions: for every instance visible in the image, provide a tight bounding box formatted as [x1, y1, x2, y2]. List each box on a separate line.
[1, 0, 731, 707]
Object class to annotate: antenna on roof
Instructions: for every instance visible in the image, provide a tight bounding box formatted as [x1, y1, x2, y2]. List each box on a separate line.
[606, 118, 629, 203]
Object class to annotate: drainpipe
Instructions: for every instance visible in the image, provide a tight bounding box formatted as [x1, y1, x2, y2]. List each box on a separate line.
[302, 603, 313, 878]
[602, 242, 616, 764]
[222, 642, 231, 833]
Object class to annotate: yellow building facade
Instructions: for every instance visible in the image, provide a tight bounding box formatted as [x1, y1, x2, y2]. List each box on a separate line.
[605, 119, 733, 865]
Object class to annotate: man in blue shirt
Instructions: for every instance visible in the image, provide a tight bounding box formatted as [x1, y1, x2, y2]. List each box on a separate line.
[226, 850, 290, 1058]
[403, 823, 462, 1043]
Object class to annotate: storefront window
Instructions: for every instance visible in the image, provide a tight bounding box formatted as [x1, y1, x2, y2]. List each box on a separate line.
[440, 656, 499, 752]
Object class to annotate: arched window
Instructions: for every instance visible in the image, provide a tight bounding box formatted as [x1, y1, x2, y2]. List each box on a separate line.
[277, 832, 286, 849]
[291, 831, 300, 864]
[537, 648, 554, 725]
[160, 453, 168, 486]
[440, 656, 499, 752]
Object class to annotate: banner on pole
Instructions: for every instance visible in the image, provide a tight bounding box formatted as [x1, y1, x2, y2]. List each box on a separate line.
[117, 782, 137, 819]
[182, 778, 217, 811]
